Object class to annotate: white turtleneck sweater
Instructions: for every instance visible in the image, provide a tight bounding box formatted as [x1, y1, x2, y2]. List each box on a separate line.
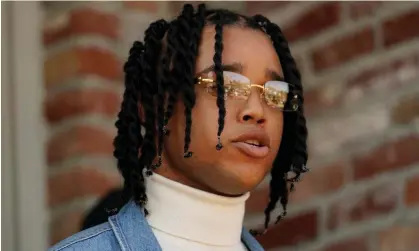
[145, 173, 250, 251]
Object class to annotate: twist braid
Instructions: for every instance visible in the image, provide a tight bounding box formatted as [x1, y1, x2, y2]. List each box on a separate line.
[262, 18, 308, 176]
[156, 41, 173, 167]
[139, 20, 169, 177]
[182, 4, 207, 157]
[176, 4, 197, 157]
[250, 14, 309, 232]
[163, 20, 180, 127]
[213, 21, 226, 150]
[114, 41, 145, 203]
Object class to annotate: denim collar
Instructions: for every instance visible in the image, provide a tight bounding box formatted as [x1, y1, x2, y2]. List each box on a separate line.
[108, 200, 264, 251]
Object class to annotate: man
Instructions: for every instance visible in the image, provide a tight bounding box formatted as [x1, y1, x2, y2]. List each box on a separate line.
[49, 4, 309, 251]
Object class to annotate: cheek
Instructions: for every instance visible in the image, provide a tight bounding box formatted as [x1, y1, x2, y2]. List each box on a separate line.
[166, 92, 220, 152]
[190, 92, 219, 144]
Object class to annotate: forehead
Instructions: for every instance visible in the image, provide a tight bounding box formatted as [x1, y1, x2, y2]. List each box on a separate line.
[196, 25, 282, 79]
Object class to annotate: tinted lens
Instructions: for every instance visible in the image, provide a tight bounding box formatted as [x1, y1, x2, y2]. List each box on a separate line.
[222, 71, 251, 99]
[264, 80, 290, 109]
[200, 72, 293, 110]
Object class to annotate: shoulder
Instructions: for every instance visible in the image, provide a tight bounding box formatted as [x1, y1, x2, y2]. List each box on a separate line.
[48, 222, 119, 251]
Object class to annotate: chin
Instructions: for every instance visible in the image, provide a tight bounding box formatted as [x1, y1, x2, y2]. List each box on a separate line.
[214, 181, 260, 197]
[212, 185, 251, 197]
[208, 164, 268, 196]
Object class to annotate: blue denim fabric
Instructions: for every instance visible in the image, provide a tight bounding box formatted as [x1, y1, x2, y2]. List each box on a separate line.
[49, 200, 265, 251]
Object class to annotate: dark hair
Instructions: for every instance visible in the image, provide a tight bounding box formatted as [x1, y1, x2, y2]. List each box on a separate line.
[81, 188, 126, 230]
[113, 4, 309, 235]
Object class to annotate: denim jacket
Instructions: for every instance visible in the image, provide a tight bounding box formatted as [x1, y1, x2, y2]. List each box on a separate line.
[49, 200, 265, 251]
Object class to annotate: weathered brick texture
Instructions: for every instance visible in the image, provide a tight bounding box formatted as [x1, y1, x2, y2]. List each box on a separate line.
[243, 2, 419, 250]
[311, 27, 375, 72]
[379, 226, 419, 251]
[284, 2, 341, 43]
[43, 1, 419, 249]
[43, 8, 119, 46]
[323, 237, 370, 251]
[43, 3, 126, 245]
[255, 210, 318, 249]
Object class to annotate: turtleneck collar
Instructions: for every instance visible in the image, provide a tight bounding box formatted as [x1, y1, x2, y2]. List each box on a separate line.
[145, 173, 250, 246]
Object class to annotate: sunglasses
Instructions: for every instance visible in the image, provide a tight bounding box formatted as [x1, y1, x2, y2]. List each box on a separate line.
[196, 71, 299, 112]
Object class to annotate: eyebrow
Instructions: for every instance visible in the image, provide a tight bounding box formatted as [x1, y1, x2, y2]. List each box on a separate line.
[266, 69, 284, 81]
[196, 62, 284, 81]
[196, 62, 244, 75]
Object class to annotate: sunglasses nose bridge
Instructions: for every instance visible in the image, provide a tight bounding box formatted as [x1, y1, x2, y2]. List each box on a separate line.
[250, 84, 264, 90]
[249, 84, 265, 97]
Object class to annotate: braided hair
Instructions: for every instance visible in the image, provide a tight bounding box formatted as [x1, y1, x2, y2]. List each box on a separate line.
[113, 4, 309, 233]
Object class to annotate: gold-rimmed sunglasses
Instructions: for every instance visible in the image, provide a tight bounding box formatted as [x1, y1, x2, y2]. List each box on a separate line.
[196, 71, 299, 112]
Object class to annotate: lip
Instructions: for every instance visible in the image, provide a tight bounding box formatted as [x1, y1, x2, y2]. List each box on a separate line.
[231, 142, 270, 158]
[231, 130, 271, 159]
[232, 130, 271, 148]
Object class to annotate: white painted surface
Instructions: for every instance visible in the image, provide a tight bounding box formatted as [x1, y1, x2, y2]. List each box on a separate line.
[1, 2, 48, 250]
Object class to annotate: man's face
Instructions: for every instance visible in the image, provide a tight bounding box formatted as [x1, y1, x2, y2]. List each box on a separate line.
[156, 25, 284, 196]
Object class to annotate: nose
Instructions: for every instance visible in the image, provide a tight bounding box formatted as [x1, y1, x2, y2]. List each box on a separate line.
[237, 89, 266, 125]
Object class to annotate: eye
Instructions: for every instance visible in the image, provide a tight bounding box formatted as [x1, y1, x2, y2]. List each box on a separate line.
[264, 81, 290, 108]
[223, 71, 251, 97]
[265, 80, 289, 93]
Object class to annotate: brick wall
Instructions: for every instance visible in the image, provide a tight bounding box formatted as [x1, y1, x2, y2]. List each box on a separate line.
[43, 1, 166, 244]
[43, 1, 419, 250]
[244, 2, 419, 251]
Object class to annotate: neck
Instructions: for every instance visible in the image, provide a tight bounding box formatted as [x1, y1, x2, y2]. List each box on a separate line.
[145, 172, 250, 246]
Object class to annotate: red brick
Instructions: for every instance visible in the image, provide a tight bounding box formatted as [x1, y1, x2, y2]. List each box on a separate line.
[346, 53, 419, 93]
[338, 53, 419, 103]
[284, 3, 341, 42]
[50, 209, 84, 245]
[311, 27, 375, 71]
[44, 8, 119, 46]
[304, 84, 343, 117]
[327, 182, 399, 230]
[44, 48, 122, 89]
[343, 52, 419, 105]
[323, 237, 369, 251]
[290, 162, 346, 203]
[48, 167, 120, 207]
[246, 186, 269, 214]
[349, 2, 383, 20]
[45, 89, 121, 124]
[123, 1, 159, 13]
[353, 135, 419, 181]
[391, 93, 419, 125]
[255, 210, 318, 249]
[245, 1, 291, 16]
[405, 175, 419, 206]
[47, 126, 115, 165]
[379, 226, 419, 251]
[77, 49, 122, 80]
[309, 105, 392, 158]
[383, 9, 419, 48]
[247, 163, 345, 214]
